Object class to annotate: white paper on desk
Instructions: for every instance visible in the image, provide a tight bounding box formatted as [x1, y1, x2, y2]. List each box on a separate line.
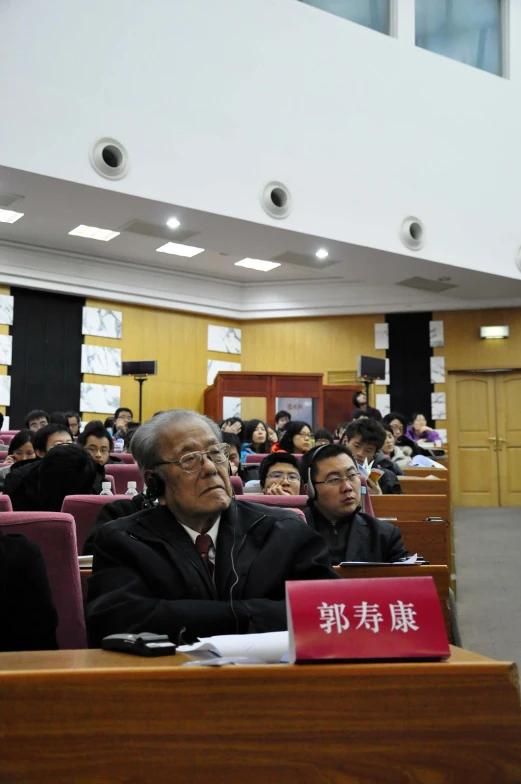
[340, 554, 418, 566]
[178, 631, 289, 663]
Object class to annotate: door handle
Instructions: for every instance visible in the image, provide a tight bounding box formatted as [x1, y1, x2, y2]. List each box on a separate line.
[487, 436, 498, 451]
[498, 437, 507, 451]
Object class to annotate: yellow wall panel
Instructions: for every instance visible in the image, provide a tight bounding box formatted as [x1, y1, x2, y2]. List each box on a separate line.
[83, 299, 240, 423]
[0, 285, 10, 416]
[434, 308, 521, 371]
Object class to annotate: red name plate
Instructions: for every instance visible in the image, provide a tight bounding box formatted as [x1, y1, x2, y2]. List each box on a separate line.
[286, 577, 450, 663]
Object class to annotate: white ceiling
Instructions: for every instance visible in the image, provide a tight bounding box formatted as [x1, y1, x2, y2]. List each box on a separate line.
[0, 165, 521, 318]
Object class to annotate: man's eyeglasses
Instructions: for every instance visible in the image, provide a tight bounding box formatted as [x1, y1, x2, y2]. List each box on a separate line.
[86, 446, 110, 455]
[155, 443, 230, 474]
[315, 471, 361, 487]
[267, 472, 301, 483]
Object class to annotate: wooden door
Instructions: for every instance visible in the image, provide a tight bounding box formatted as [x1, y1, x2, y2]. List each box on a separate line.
[496, 372, 521, 506]
[448, 374, 499, 507]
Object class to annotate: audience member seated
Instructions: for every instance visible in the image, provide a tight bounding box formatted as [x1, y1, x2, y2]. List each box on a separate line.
[0, 530, 58, 651]
[382, 411, 426, 457]
[381, 424, 411, 468]
[104, 416, 115, 432]
[273, 420, 312, 455]
[0, 429, 36, 491]
[299, 444, 408, 565]
[406, 412, 441, 444]
[266, 425, 278, 446]
[50, 411, 69, 426]
[350, 391, 382, 421]
[77, 422, 122, 466]
[113, 407, 134, 439]
[220, 417, 244, 441]
[4, 424, 74, 511]
[259, 453, 302, 496]
[24, 409, 50, 432]
[123, 421, 140, 453]
[241, 419, 270, 461]
[313, 428, 334, 446]
[65, 410, 81, 437]
[221, 432, 242, 476]
[351, 410, 369, 420]
[86, 410, 336, 645]
[38, 444, 101, 511]
[275, 409, 291, 438]
[342, 420, 403, 495]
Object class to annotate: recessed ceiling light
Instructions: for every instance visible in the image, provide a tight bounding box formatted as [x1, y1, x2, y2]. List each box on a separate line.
[166, 217, 181, 229]
[69, 224, 120, 241]
[235, 258, 281, 272]
[156, 241, 204, 258]
[315, 249, 329, 260]
[0, 209, 24, 224]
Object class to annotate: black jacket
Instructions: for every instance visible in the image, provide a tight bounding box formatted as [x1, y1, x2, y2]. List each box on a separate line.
[304, 505, 408, 565]
[0, 531, 58, 651]
[82, 493, 151, 555]
[86, 499, 338, 646]
[373, 450, 404, 478]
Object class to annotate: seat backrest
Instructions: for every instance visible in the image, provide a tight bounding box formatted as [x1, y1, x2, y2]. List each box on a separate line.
[0, 512, 86, 649]
[244, 453, 270, 464]
[241, 494, 309, 511]
[104, 463, 143, 494]
[0, 434, 14, 445]
[360, 477, 374, 516]
[288, 507, 306, 522]
[230, 475, 243, 495]
[0, 494, 13, 512]
[109, 452, 136, 464]
[61, 494, 128, 554]
[103, 474, 116, 494]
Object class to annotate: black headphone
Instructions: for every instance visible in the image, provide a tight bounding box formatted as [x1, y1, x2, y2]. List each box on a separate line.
[306, 444, 329, 501]
[146, 472, 166, 501]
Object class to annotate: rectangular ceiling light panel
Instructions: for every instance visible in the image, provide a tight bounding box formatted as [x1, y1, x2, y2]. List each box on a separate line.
[235, 258, 281, 272]
[0, 209, 24, 224]
[69, 225, 120, 241]
[156, 242, 204, 257]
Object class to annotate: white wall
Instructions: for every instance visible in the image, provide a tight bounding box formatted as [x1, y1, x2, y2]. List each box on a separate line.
[1, 0, 521, 282]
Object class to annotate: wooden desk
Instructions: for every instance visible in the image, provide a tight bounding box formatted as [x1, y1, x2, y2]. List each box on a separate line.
[1, 648, 520, 783]
[372, 493, 450, 523]
[398, 518, 449, 565]
[398, 477, 448, 496]
[335, 564, 451, 638]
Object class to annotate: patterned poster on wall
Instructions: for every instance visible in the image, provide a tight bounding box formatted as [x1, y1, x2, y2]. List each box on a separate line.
[82, 307, 122, 339]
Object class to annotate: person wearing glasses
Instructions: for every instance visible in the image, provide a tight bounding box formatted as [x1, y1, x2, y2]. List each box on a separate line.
[77, 421, 123, 466]
[272, 420, 313, 455]
[299, 444, 408, 565]
[85, 409, 337, 645]
[259, 453, 302, 496]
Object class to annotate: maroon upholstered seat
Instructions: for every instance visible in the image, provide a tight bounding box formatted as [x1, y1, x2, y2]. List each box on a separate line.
[0, 512, 86, 649]
[0, 434, 14, 445]
[104, 464, 143, 495]
[242, 494, 309, 511]
[61, 494, 127, 555]
[244, 453, 270, 464]
[109, 452, 136, 464]
[230, 475, 243, 495]
[0, 494, 13, 512]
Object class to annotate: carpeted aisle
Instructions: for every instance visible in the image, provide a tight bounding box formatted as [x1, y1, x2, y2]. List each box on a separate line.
[454, 507, 521, 664]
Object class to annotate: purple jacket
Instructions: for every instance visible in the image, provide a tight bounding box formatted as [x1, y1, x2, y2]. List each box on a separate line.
[405, 426, 440, 443]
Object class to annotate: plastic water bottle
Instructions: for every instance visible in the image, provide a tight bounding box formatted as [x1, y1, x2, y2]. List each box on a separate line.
[100, 481, 113, 496]
[125, 481, 138, 496]
[114, 438, 124, 453]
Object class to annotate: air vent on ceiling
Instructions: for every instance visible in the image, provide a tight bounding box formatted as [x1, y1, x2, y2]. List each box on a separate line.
[118, 219, 200, 244]
[271, 251, 339, 269]
[0, 193, 24, 209]
[396, 277, 457, 293]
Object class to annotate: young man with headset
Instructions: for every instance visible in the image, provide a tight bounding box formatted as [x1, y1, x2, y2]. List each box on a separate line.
[299, 444, 408, 566]
[85, 410, 337, 646]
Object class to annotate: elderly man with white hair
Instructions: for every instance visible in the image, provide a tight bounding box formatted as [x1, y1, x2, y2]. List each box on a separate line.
[86, 409, 336, 646]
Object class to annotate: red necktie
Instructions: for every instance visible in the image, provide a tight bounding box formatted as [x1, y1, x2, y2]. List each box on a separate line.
[195, 533, 214, 577]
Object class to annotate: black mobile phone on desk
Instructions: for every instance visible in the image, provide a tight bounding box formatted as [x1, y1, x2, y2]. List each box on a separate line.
[102, 632, 176, 657]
